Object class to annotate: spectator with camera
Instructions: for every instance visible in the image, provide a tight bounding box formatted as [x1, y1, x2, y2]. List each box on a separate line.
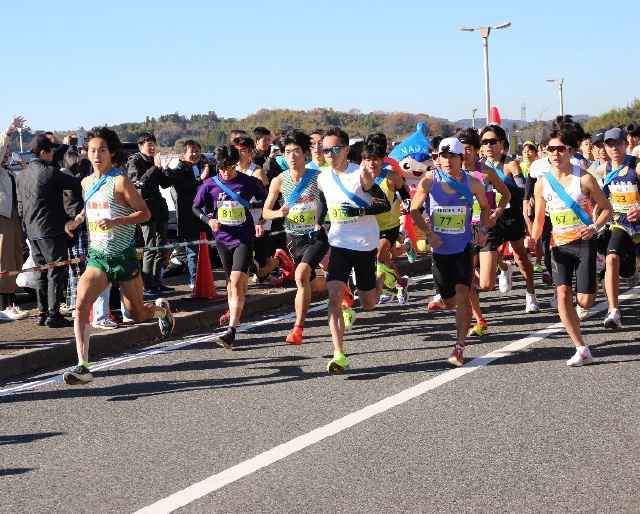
[126, 132, 173, 296]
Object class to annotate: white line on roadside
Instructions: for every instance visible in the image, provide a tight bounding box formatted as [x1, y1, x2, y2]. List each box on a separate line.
[133, 286, 640, 514]
[0, 274, 434, 397]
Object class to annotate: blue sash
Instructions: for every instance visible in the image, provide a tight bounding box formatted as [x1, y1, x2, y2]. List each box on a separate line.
[544, 171, 592, 226]
[603, 156, 632, 188]
[84, 169, 120, 204]
[285, 167, 316, 207]
[437, 169, 473, 206]
[485, 159, 518, 188]
[330, 169, 370, 208]
[213, 175, 251, 210]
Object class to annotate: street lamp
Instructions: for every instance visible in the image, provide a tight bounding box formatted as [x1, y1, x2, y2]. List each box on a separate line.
[546, 78, 564, 116]
[472, 108, 478, 129]
[459, 22, 512, 125]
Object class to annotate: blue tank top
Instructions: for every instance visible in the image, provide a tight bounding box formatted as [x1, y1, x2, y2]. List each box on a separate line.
[429, 170, 473, 254]
[606, 157, 640, 239]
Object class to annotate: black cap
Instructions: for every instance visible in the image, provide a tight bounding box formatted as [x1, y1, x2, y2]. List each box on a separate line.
[591, 128, 607, 144]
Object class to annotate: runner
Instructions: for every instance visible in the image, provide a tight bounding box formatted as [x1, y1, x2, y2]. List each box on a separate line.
[233, 136, 281, 285]
[62, 128, 175, 385]
[454, 128, 511, 337]
[480, 125, 539, 312]
[529, 127, 612, 366]
[596, 128, 640, 329]
[263, 130, 329, 344]
[520, 141, 544, 272]
[410, 137, 490, 367]
[360, 141, 414, 306]
[317, 127, 391, 374]
[426, 135, 447, 311]
[309, 129, 329, 170]
[192, 145, 267, 349]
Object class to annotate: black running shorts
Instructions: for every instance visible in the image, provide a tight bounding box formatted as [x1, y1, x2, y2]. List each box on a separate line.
[432, 243, 474, 300]
[327, 246, 377, 291]
[216, 241, 255, 278]
[287, 231, 330, 281]
[551, 238, 597, 294]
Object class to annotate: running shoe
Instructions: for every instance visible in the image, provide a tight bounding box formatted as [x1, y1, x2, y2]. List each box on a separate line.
[159, 285, 175, 293]
[342, 307, 355, 331]
[216, 327, 235, 350]
[604, 308, 622, 329]
[533, 262, 543, 273]
[92, 318, 119, 330]
[576, 305, 590, 321]
[626, 270, 640, 288]
[285, 325, 303, 345]
[404, 238, 417, 263]
[143, 287, 161, 298]
[542, 270, 554, 286]
[2, 306, 29, 321]
[397, 276, 410, 306]
[448, 345, 464, 367]
[428, 294, 445, 311]
[550, 289, 558, 308]
[378, 290, 394, 304]
[498, 262, 513, 293]
[467, 320, 488, 337]
[155, 298, 175, 337]
[63, 364, 94, 385]
[327, 350, 350, 374]
[525, 294, 540, 313]
[219, 310, 230, 326]
[274, 249, 295, 277]
[566, 347, 594, 367]
[377, 262, 398, 289]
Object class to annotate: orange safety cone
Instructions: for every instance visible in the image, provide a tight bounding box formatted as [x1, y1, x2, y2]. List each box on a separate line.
[191, 232, 220, 301]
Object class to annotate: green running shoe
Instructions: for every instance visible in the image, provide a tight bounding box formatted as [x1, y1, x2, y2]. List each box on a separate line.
[342, 307, 356, 331]
[533, 262, 543, 272]
[404, 238, 417, 263]
[467, 320, 489, 337]
[327, 350, 350, 374]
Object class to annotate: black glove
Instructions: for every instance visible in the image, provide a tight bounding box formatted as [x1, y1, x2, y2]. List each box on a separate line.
[341, 205, 364, 217]
[251, 199, 265, 209]
[307, 226, 328, 242]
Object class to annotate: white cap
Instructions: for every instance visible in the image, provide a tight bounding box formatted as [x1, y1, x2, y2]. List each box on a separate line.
[438, 137, 463, 155]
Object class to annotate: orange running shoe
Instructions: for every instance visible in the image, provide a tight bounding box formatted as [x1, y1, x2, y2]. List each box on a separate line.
[285, 325, 303, 345]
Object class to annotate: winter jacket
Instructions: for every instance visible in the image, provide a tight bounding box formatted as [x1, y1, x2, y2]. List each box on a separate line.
[16, 158, 81, 239]
[168, 159, 209, 241]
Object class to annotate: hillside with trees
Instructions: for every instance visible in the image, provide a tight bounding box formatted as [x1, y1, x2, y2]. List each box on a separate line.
[55, 109, 456, 151]
[583, 99, 640, 132]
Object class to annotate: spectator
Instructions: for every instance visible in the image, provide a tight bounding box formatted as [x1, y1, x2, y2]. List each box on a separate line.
[17, 135, 81, 327]
[126, 132, 173, 296]
[229, 129, 247, 142]
[0, 116, 28, 321]
[252, 126, 271, 168]
[168, 139, 210, 287]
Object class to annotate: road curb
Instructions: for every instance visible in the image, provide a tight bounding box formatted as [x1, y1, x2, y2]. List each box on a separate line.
[0, 257, 431, 382]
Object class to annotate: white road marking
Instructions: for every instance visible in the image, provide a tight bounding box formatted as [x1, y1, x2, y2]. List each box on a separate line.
[133, 286, 640, 513]
[0, 274, 434, 397]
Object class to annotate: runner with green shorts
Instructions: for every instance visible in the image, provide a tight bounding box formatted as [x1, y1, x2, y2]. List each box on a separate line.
[63, 128, 175, 385]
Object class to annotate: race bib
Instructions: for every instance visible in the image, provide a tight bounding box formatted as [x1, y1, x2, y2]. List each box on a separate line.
[432, 205, 467, 234]
[550, 208, 581, 230]
[218, 200, 246, 226]
[86, 201, 113, 241]
[609, 183, 640, 213]
[329, 204, 357, 223]
[288, 202, 317, 231]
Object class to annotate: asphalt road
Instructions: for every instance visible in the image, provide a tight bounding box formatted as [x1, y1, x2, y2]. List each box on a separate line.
[2, 271, 639, 514]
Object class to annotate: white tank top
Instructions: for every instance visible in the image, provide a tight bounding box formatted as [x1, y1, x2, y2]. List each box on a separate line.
[318, 162, 379, 251]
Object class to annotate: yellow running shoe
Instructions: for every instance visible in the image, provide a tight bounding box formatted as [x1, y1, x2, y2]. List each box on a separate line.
[467, 320, 489, 337]
[327, 350, 350, 374]
[376, 262, 398, 289]
[342, 307, 356, 331]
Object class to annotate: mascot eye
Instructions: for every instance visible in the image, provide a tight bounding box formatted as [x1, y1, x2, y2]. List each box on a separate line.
[402, 162, 411, 170]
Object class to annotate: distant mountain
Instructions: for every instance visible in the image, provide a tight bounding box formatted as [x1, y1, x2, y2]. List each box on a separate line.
[454, 114, 590, 130]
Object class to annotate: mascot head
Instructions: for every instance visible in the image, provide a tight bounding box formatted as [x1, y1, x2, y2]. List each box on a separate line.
[387, 122, 434, 186]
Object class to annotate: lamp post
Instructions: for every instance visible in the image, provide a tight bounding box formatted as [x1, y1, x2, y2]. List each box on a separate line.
[459, 22, 511, 126]
[546, 78, 564, 116]
[472, 108, 477, 129]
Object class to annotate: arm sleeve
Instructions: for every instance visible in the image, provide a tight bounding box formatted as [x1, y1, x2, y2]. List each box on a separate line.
[397, 182, 411, 201]
[525, 174, 537, 201]
[362, 183, 390, 215]
[192, 204, 209, 224]
[317, 190, 328, 223]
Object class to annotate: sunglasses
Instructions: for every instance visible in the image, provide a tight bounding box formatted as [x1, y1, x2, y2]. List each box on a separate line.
[322, 146, 344, 154]
[481, 138, 501, 146]
[547, 145, 568, 153]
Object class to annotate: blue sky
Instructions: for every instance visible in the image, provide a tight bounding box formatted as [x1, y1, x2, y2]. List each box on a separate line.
[3, 0, 637, 132]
